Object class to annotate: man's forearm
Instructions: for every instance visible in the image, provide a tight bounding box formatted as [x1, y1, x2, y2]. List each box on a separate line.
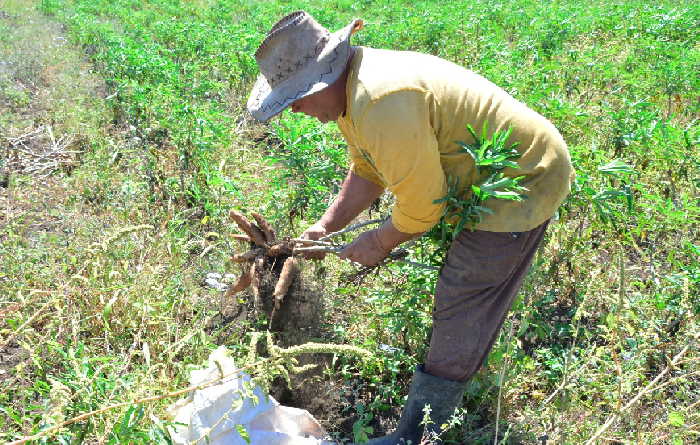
[375, 219, 422, 251]
[318, 170, 385, 232]
[338, 218, 423, 266]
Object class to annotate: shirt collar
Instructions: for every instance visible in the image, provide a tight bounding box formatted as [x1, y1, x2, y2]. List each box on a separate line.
[341, 46, 362, 121]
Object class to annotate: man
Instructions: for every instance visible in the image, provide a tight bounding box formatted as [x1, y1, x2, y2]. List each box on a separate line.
[247, 11, 574, 445]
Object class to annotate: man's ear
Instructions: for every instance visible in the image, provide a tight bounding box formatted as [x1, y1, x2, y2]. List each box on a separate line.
[351, 19, 364, 35]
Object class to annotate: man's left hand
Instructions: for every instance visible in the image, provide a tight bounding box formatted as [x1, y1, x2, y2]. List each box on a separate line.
[338, 229, 391, 266]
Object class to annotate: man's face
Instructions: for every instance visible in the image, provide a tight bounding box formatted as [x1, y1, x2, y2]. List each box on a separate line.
[290, 84, 343, 123]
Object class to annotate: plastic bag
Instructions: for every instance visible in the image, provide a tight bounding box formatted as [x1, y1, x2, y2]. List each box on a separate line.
[167, 346, 336, 445]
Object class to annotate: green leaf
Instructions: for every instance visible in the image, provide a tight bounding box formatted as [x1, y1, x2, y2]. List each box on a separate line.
[436, 125, 525, 239]
[599, 159, 634, 177]
[668, 411, 685, 427]
[492, 190, 526, 200]
[235, 424, 251, 444]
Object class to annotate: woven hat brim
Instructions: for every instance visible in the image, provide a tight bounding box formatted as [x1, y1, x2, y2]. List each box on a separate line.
[247, 19, 359, 123]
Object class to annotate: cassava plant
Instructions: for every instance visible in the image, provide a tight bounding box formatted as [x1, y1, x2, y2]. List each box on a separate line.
[430, 123, 527, 246]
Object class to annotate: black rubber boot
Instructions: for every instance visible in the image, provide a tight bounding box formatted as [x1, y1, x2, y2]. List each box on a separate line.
[358, 365, 467, 445]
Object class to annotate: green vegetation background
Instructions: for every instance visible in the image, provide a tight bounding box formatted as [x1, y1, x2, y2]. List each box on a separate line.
[1, 0, 698, 443]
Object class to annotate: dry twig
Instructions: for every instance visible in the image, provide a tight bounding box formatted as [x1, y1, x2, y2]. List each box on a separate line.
[584, 345, 691, 444]
[4, 125, 79, 176]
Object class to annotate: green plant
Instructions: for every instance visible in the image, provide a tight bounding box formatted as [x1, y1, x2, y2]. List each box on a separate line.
[431, 123, 527, 244]
[567, 158, 636, 229]
[265, 112, 347, 225]
[352, 403, 375, 443]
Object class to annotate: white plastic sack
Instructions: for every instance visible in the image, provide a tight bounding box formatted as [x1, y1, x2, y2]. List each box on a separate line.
[168, 346, 336, 445]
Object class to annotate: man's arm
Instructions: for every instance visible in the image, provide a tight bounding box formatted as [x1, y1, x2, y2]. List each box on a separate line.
[301, 170, 384, 258]
[338, 219, 421, 266]
[333, 90, 448, 266]
[303, 169, 423, 265]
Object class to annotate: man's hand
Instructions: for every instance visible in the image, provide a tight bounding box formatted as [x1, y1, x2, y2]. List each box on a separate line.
[339, 220, 422, 267]
[300, 221, 329, 260]
[338, 229, 392, 266]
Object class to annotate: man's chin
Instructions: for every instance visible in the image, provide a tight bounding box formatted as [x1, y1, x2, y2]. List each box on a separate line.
[319, 114, 339, 124]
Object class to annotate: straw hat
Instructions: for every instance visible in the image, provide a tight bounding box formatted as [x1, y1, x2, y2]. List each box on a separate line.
[247, 11, 363, 122]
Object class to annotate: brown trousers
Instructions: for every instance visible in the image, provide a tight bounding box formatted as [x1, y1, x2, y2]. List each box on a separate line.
[425, 221, 549, 382]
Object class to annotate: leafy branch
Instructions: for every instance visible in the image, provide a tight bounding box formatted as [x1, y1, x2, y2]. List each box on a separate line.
[432, 123, 528, 243]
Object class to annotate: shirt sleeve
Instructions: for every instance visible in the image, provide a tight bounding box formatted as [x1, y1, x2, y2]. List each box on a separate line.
[347, 141, 385, 188]
[357, 90, 447, 233]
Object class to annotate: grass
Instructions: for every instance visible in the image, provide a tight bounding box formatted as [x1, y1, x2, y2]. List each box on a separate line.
[1, 0, 698, 443]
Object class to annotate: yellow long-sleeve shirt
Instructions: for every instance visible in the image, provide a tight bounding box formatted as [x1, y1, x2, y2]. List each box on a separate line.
[336, 47, 575, 234]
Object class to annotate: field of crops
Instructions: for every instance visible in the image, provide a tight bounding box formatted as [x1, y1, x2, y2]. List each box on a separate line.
[1, 0, 698, 443]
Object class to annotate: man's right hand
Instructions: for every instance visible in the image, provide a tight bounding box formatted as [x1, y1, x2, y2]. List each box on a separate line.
[300, 222, 330, 260]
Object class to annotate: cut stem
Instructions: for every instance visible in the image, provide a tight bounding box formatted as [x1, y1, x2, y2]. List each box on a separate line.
[319, 218, 386, 241]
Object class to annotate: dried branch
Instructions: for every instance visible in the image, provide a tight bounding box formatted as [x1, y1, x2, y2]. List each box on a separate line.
[292, 244, 437, 270]
[290, 238, 336, 247]
[0, 299, 52, 351]
[6, 126, 44, 143]
[293, 245, 344, 255]
[4, 125, 79, 176]
[584, 345, 691, 444]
